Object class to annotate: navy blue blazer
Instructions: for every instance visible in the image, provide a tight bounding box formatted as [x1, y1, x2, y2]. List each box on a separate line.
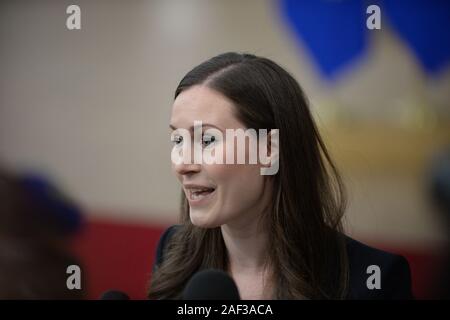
[153, 225, 414, 299]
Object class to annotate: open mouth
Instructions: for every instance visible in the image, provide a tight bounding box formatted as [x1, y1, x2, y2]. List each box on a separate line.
[187, 187, 216, 202]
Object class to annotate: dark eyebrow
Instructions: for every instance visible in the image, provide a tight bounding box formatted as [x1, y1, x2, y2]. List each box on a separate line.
[169, 123, 224, 132]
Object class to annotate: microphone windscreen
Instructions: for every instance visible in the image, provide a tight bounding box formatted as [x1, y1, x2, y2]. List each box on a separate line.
[182, 269, 240, 300]
[99, 290, 130, 300]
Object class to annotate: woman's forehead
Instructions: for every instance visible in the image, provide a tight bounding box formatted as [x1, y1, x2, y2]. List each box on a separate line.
[170, 86, 243, 130]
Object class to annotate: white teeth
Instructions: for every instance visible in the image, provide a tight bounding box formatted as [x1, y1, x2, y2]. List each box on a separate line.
[188, 188, 214, 200]
[191, 192, 204, 200]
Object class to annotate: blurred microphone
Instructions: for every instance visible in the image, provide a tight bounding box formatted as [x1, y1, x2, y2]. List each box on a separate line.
[100, 290, 130, 300]
[182, 269, 240, 300]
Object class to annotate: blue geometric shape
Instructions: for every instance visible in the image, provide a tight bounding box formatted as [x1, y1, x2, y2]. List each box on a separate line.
[383, 0, 450, 75]
[279, 0, 369, 81]
[19, 173, 84, 235]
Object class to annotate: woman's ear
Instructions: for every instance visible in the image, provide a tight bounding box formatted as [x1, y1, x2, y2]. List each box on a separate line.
[260, 129, 279, 176]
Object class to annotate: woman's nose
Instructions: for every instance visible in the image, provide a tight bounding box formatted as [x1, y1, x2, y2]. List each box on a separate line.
[172, 145, 202, 175]
[174, 161, 202, 176]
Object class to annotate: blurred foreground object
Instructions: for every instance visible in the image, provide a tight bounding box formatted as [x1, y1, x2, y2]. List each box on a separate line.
[428, 147, 450, 299]
[0, 167, 85, 299]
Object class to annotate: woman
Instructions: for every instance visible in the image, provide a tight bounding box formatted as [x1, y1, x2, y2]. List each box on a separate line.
[148, 52, 413, 299]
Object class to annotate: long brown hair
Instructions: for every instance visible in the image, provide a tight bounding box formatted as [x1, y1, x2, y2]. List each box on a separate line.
[148, 52, 348, 299]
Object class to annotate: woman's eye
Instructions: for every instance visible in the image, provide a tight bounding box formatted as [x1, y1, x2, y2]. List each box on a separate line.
[202, 135, 215, 147]
[171, 135, 183, 145]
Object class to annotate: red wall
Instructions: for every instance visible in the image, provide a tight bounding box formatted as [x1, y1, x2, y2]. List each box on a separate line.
[70, 218, 445, 299]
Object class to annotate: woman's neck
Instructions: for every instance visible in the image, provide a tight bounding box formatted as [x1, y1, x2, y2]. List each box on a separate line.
[219, 180, 275, 298]
[220, 217, 274, 299]
[221, 221, 268, 272]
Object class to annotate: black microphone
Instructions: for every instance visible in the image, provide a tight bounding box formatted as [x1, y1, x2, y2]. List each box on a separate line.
[182, 269, 240, 300]
[99, 290, 130, 300]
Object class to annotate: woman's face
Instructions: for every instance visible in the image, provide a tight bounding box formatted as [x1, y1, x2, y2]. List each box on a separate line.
[170, 85, 272, 229]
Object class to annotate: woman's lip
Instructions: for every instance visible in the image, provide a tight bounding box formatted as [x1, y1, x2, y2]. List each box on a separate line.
[183, 183, 216, 189]
[186, 188, 216, 207]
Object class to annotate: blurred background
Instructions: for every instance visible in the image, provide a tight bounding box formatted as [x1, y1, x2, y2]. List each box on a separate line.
[0, 0, 449, 299]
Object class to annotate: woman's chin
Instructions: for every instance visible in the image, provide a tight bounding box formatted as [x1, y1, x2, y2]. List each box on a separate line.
[190, 210, 220, 228]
